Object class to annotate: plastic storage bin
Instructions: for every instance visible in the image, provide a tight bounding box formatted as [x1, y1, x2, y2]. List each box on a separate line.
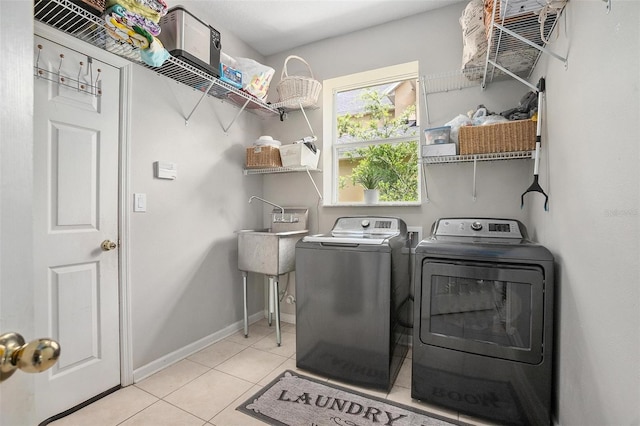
[279, 144, 320, 168]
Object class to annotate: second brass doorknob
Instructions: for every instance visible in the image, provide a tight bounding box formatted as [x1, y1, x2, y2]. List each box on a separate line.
[101, 240, 117, 251]
[0, 332, 61, 382]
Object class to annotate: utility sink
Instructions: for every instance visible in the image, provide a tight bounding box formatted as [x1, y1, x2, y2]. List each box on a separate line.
[237, 229, 308, 276]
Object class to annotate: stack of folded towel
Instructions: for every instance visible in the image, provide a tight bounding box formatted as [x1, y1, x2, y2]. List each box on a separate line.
[103, 0, 170, 67]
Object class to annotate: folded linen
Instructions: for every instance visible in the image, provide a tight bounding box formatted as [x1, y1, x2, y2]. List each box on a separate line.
[105, 14, 150, 49]
[103, 11, 169, 67]
[105, 37, 141, 61]
[106, 0, 166, 23]
[106, 4, 161, 35]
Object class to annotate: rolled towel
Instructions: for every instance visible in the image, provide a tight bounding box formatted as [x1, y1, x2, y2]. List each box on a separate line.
[105, 4, 126, 16]
[140, 37, 170, 67]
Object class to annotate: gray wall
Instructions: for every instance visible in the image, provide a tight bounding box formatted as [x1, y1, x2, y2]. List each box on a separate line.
[260, 3, 535, 317]
[128, 10, 269, 368]
[529, 1, 639, 425]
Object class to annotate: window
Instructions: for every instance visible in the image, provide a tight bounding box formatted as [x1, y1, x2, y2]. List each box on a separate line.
[322, 62, 420, 206]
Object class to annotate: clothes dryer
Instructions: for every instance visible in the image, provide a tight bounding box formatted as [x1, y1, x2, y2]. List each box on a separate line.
[412, 218, 554, 425]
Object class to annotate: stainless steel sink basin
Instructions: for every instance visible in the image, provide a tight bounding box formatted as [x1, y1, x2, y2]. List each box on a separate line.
[237, 229, 308, 276]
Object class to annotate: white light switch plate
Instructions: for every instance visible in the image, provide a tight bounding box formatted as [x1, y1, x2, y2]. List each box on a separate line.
[134, 193, 146, 212]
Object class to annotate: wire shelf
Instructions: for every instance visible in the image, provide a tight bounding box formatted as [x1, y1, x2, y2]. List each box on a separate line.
[421, 150, 534, 165]
[483, 0, 565, 89]
[33, 0, 284, 117]
[421, 67, 484, 95]
[243, 166, 321, 175]
[423, 2, 566, 95]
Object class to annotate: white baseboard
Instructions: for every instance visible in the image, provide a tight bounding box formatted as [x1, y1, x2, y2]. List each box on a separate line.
[279, 311, 296, 325]
[132, 311, 264, 383]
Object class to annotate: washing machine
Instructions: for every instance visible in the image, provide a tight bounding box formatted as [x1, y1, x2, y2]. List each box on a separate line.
[412, 218, 554, 425]
[295, 216, 411, 391]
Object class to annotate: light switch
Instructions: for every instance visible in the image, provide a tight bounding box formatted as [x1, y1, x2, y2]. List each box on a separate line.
[134, 193, 146, 212]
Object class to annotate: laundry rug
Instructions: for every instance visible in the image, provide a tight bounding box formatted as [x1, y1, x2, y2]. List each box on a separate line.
[237, 370, 468, 426]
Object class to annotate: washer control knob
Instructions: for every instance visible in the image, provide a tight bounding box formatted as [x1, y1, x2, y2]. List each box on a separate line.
[471, 221, 483, 231]
[361, 219, 370, 228]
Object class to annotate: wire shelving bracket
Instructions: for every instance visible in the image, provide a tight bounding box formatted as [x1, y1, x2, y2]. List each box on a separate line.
[244, 166, 323, 200]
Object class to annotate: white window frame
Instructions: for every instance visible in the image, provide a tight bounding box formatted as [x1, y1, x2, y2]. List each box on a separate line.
[322, 61, 421, 206]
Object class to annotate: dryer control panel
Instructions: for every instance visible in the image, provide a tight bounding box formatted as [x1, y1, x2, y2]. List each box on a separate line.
[434, 218, 523, 239]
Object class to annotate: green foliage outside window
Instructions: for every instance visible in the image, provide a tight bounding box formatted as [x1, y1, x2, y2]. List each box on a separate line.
[345, 143, 419, 201]
[337, 88, 419, 202]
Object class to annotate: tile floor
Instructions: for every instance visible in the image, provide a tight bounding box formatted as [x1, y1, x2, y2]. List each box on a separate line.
[50, 319, 490, 426]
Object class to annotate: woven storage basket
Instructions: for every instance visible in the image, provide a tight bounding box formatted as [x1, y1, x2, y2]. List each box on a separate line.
[246, 146, 282, 169]
[276, 55, 322, 108]
[77, 0, 106, 13]
[459, 119, 536, 155]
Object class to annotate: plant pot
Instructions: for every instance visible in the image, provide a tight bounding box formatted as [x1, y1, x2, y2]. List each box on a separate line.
[363, 189, 379, 204]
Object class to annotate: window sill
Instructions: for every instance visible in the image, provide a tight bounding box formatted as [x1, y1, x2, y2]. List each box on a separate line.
[324, 202, 422, 207]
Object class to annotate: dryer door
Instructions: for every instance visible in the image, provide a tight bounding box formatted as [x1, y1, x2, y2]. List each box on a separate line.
[420, 260, 545, 364]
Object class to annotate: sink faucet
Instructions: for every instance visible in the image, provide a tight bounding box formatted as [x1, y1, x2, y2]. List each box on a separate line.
[248, 196, 285, 221]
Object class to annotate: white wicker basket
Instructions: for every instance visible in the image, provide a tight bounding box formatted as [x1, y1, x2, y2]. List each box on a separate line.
[276, 55, 322, 108]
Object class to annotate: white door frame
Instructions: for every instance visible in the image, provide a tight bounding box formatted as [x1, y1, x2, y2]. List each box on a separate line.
[35, 22, 134, 386]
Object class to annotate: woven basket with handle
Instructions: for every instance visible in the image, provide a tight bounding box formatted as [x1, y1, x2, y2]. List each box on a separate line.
[276, 55, 322, 108]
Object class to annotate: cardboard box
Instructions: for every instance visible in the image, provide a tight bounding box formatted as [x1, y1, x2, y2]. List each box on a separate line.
[219, 63, 243, 89]
[279, 144, 320, 168]
[422, 143, 457, 157]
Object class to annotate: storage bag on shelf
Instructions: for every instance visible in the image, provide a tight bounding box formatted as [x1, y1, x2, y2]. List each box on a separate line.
[235, 57, 275, 100]
[276, 55, 322, 108]
[460, 0, 487, 78]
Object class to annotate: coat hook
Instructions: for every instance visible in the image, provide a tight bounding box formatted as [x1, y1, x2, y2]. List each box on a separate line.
[35, 44, 44, 78]
[57, 54, 65, 83]
[95, 69, 102, 96]
[78, 61, 85, 91]
[603, 0, 611, 13]
[87, 57, 93, 80]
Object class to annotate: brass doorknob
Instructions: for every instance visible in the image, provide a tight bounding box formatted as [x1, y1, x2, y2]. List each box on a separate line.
[101, 240, 117, 251]
[0, 332, 61, 382]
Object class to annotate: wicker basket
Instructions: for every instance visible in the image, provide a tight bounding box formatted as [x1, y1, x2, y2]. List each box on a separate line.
[245, 146, 282, 169]
[76, 0, 105, 13]
[276, 55, 322, 108]
[459, 119, 536, 155]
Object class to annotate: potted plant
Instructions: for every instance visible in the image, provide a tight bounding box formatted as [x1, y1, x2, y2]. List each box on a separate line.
[352, 166, 383, 204]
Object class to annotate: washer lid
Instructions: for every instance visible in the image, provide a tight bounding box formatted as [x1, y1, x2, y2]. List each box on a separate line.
[330, 216, 403, 239]
[302, 235, 388, 245]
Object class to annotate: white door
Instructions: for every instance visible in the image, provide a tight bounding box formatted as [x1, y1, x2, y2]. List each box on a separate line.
[0, 2, 37, 424]
[32, 35, 121, 422]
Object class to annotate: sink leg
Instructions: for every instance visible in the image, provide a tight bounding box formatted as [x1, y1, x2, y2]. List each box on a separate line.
[242, 271, 248, 337]
[272, 276, 282, 346]
[268, 277, 274, 326]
